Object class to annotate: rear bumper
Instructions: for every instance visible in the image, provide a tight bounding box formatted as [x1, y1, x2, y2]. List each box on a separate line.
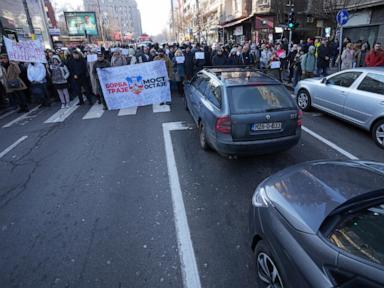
[208, 130, 301, 156]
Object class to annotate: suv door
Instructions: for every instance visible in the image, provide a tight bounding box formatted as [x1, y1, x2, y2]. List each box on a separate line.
[188, 74, 204, 123]
[326, 201, 384, 287]
[314, 72, 362, 115]
[344, 73, 384, 126]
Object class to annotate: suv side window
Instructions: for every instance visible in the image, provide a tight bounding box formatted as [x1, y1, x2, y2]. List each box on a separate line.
[197, 77, 209, 95]
[358, 73, 384, 95]
[191, 74, 203, 88]
[205, 80, 222, 108]
[327, 72, 362, 88]
[328, 202, 384, 266]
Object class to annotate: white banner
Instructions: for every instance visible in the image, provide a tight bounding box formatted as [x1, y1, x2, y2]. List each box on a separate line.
[97, 61, 171, 110]
[4, 37, 47, 63]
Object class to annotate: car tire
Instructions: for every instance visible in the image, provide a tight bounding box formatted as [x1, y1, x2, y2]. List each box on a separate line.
[297, 89, 311, 111]
[254, 240, 287, 288]
[184, 96, 189, 111]
[199, 124, 209, 151]
[372, 119, 384, 149]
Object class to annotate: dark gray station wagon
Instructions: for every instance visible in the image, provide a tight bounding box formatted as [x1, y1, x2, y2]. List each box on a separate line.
[184, 67, 302, 156]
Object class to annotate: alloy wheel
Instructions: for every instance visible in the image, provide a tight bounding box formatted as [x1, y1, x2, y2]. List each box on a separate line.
[376, 124, 384, 145]
[257, 252, 284, 288]
[297, 92, 309, 110]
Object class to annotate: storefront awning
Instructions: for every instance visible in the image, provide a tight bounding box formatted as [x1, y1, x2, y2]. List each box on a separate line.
[218, 14, 254, 29]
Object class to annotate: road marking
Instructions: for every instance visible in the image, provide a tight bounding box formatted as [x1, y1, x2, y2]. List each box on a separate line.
[302, 126, 358, 160]
[162, 122, 201, 288]
[153, 104, 170, 113]
[82, 103, 105, 119]
[118, 107, 137, 116]
[2, 105, 41, 128]
[0, 109, 17, 120]
[44, 99, 79, 123]
[0, 136, 28, 159]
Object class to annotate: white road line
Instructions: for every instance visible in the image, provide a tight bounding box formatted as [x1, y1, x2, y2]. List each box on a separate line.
[153, 104, 170, 113]
[118, 107, 137, 116]
[82, 103, 105, 119]
[0, 136, 28, 159]
[2, 105, 41, 128]
[162, 122, 201, 288]
[44, 99, 79, 123]
[0, 109, 17, 120]
[302, 126, 359, 160]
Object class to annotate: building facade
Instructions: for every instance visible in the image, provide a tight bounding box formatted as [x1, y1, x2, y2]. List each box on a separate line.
[84, 0, 142, 41]
[0, 0, 52, 48]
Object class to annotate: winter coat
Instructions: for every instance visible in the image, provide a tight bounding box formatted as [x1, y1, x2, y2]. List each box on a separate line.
[172, 58, 185, 81]
[301, 46, 317, 73]
[228, 54, 241, 65]
[49, 62, 70, 85]
[92, 59, 110, 95]
[212, 54, 227, 66]
[154, 55, 174, 80]
[67, 58, 88, 79]
[341, 48, 354, 70]
[1, 62, 27, 93]
[241, 51, 254, 65]
[365, 49, 384, 67]
[317, 44, 331, 68]
[111, 55, 127, 67]
[27, 63, 47, 83]
[260, 50, 272, 68]
[184, 52, 194, 79]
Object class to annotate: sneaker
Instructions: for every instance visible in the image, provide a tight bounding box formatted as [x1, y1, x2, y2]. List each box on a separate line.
[65, 104, 70, 108]
[61, 104, 65, 109]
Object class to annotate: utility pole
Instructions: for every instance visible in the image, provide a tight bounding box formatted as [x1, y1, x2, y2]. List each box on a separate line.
[286, 0, 294, 46]
[22, 0, 35, 39]
[196, 0, 201, 43]
[96, 0, 106, 44]
[170, 0, 176, 41]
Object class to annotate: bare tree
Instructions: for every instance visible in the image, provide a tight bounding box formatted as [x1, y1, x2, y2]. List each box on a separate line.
[310, 0, 364, 23]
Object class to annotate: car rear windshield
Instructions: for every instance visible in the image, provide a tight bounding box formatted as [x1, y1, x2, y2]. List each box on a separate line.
[228, 85, 296, 114]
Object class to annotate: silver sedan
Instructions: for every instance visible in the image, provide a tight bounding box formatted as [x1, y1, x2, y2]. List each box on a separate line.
[294, 67, 384, 148]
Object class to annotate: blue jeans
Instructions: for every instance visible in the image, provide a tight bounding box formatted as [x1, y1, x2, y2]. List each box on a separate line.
[317, 66, 328, 77]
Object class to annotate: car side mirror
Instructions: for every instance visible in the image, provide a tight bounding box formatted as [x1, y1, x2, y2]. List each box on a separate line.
[321, 78, 328, 84]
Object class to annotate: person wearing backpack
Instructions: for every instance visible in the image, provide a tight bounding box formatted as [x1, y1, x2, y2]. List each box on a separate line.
[49, 55, 70, 108]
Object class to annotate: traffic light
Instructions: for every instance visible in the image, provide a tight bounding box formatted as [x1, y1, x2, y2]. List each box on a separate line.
[288, 11, 299, 30]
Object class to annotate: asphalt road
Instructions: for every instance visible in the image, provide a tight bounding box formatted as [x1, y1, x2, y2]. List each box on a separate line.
[0, 95, 382, 288]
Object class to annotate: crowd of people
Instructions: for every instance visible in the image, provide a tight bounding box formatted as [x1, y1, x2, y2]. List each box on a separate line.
[0, 36, 383, 113]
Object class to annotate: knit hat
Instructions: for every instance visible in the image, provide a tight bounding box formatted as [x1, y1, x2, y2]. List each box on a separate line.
[52, 55, 62, 63]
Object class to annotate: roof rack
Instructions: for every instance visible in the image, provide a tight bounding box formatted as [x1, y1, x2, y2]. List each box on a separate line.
[202, 65, 279, 82]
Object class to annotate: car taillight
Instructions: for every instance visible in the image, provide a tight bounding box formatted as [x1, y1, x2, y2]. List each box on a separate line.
[215, 116, 231, 134]
[297, 109, 303, 127]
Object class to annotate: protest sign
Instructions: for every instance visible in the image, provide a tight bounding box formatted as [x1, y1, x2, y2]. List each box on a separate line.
[195, 52, 205, 60]
[175, 56, 185, 63]
[270, 61, 281, 69]
[4, 37, 47, 63]
[87, 54, 97, 62]
[97, 60, 171, 110]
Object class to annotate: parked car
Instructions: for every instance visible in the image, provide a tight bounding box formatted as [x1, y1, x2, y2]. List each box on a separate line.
[184, 67, 302, 156]
[295, 67, 384, 148]
[250, 160, 384, 288]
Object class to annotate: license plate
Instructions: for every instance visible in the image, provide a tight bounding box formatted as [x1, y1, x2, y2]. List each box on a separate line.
[251, 122, 282, 131]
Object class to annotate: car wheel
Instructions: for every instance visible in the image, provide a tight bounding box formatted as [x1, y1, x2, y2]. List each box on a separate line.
[372, 119, 384, 149]
[297, 90, 311, 111]
[199, 124, 209, 151]
[184, 96, 189, 111]
[255, 241, 286, 288]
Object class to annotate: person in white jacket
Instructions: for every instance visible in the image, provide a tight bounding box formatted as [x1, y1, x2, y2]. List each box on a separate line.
[27, 62, 50, 106]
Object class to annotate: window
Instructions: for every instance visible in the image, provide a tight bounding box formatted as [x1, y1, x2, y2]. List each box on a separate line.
[205, 80, 222, 108]
[358, 73, 384, 95]
[327, 72, 362, 88]
[191, 75, 203, 88]
[329, 202, 384, 266]
[228, 85, 295, 114]
[197, 78, 209, 94]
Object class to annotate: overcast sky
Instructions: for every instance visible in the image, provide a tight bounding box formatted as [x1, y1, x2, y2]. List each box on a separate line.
[53, 0, 170, 35]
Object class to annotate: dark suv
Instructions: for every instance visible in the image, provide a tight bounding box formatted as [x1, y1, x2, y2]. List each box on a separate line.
[184, 67, 302, 156]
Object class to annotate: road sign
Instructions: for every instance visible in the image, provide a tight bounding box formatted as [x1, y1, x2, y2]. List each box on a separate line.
[336, 9, 349, 26]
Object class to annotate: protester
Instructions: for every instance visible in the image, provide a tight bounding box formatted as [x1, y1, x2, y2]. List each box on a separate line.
[317, 38, 331, 76]
[301, 46, 316, 79]
[67, 50, 93, 105]
[27, 62, 50, 106]
[260, 44, 272, 69]
[184, 46, 194, 80]
[49, 55, 70, 108]
[0, 54, 29, 112]
[154, 49, 173, 105]
[111, 50, 127, 66]
[293, 49, 304, 87]
[92, 52, 110, 109]
[173, 49, 186, 96]
[240, 45, 254, 65]
[212, 48, 227, 66]
[228, 48, 240, 65]
[287, 44, 298, 82]
[365, 43, 384, 67]
[341, 43, 354, 70]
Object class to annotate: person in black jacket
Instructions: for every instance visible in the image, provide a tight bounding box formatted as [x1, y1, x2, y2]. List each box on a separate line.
[67, 50, 93, 105]
[184, 46, 194, 80]
[212, 49, 227, 66]
[240, 45, 254, 65]
[317, 38, 331, 77]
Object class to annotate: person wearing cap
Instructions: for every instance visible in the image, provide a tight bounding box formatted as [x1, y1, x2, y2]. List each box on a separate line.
[67, 50, 93, 105]
[92, 52, 110, 110]
[49, 55, 70, 108]
[0, 54, 29, 112]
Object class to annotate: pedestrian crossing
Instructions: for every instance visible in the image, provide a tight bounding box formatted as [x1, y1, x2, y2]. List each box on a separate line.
[1, 102, 171, 128]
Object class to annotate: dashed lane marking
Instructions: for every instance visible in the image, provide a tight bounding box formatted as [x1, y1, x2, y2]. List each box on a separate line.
[0, 136, 28, 159]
